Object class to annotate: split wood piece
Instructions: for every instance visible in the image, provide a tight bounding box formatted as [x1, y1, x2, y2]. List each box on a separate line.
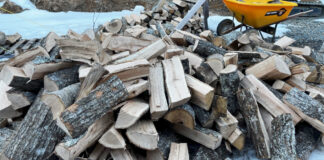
[185, 74, 214, 110]
[0, 80, 12, 111]
[272, 80, 293, 93]
[215, 110, 238, 139]
[305, 65, 324, 84]
[44, 66, 79, 92]
[105, 59, 150, 82]
[105, 19, 123, 34]
[241, 75, 301, 124]
[149, 63, 168, 120]
[43, 32, 62, 52]
[164, 47, 184, 59]
[181, 51, 204, 70]
[126, 120, 159, 150]
[306, 84, 324, 98]
[192, 39, 227, 57]
[192, 98, 219, 128]
[6, 89, 36, 110]
[6, 39, 27, 54]
[290, 63, 309, 75]
[67, 29, 82, 40]
[171, 123, 223, 150]
[271, 114, 297, 160]
[195, 62, 218, 86]
[288, 46, 311, 56]
[114, 39, 167, 64]
[111, 149, 136, 160]
[0, 128, 14, 153]
[5, 33, 21, 44]
[216, 31, 243, 50]
[259, 107, 274, 136]
[223, 52, 238, 66]
[1, 90, 65, 160]
[57, 39, 100, 65]
[115, 99, 149, 129]
[283, 88, 324, 133]
[215, 95, 228, 118]
[0, 118, 8, 128]
[0, 65, 43, 92]
[274, 36, 295, 49]
[88, 144, 110, 160]
[55, 112, 114, 160]
[199, 30, 213, 41]
[124, 79, 148, 99]
[58, 76, 128, 138]
[111, 51, 130, 62]
[77, 63, 106, 101]
[125, 25, 147, 38]
[170, 31, 187, 46]
[237, 89, 271, 159]
[227, 128, 245, 151]
[42, 83, 80, 120]
[80, 29, 95, 41]
[22, 58, 74, 80]
[206, 56, 224, 77]
[0, 106, 22, 119]
[164, 104, 196, 129]
[248, 31, 282, 50]
[245, 55, 291, 80]
[21, 38, 37, 51]
[173, 0, 188, 7]
[168, 143, 189, 160]
[5, 46, 49, 67]
[99, 126, 126, 149]
[147, 149, 164, 160]
[219, 64, 240, 113]
[163, 56, 191, 108]
[286, 75, 306, 91]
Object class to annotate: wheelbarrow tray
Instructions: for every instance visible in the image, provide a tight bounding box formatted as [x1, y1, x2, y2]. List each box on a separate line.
[223, 0, 297, 28]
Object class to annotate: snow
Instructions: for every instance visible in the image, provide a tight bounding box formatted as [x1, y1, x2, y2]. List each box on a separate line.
[0, 0, 144, 39]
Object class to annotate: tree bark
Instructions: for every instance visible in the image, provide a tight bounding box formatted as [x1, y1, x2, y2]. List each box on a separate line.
[44, 66, 79, 92]
[271, 114, 297, 160]
[192, 39, 227, 57]
[6, 88, 36, 110]
[164, 104, 196, 129]
[1, 90, 66, 160]
[0, 128, 14, 153]
[58, 76, 128, 138]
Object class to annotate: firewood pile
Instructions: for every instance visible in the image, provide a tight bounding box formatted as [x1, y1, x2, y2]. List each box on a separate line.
[1, 1, 324, 160]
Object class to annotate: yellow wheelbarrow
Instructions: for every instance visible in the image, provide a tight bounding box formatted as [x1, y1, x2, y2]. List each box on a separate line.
[217, 0, 313, 41]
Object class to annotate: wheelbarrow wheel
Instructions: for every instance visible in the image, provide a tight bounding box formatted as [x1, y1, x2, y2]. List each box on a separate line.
[217, 19, 235, 36]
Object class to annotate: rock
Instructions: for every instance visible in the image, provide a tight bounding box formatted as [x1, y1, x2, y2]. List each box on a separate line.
[0, 32, 5, 45]
[30, 0, 155, 12]
[0, 0, 24, 14]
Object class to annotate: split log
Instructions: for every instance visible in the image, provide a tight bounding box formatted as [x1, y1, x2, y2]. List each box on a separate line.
[295, 123, 320, 160]
[104, 36, 152, 53]
[115, 99, 149, 129]
[126, 120, 159, 150]
[283, 88, 324, 133]
[286, 75, 306, 91]
[288, 46, 311, 56]
[227, 128, 245, 151]
[192, 39, 227, 57]
[6, 39, 27, 54]
[5, 46, 49, 67]
[223, 52, 238, 66]
[206, 55, 224, 76]
[241, 75, 301, 124]
[290, 63, 309, 75]
[55, 112, 114, 160]
[274, 36, 295, 49]
[171, 123, 223, 150]
[271, 114, 297, 160]
[149, 63, 168, 120]
[22, 57, 74, 80]
[181, 51, 204, 70]
[248, 31, 282, 50]
[88, 144, 110, 160]
[1, 90, 66, 160]
[305, 65, 324, 84]
[215, 110, 238, 139]
[185, 74, 214, 110]
[237, 89, 271, 159]
[77, 63, 106, 101]
[0, 65, 43, 92]
[114, 39, 167, 64]
[163, 56, 191, 108]
[124, 79, 148, 99]
[105, 19, 123, 34]
[111, 51, 130, 62]
[272, 80, 293, 93]
[57, 76, 128, 138]
[21, 38, 37, 51]
[195, 62, 218, 86]
[111, 149, 136, 160]
[0, 118, 7, 128]
[6, 89, 36, 110]
[0, 106, 22, 119]
[259, 107, 274, 136]
[0, 80, 12, 112]
[42, 83, 80, 120]
[164, 104, 195, 129]
[5, 33, 21, 44]
[215, 95, 228, 117]
[43, 32, 62, 52]
[44, 66, 79, 92]
[192, 101, 217, 128]
[219, 64, 240, 113]
[0, 128, 14, 152]
[99, 126, 126, 149]
[147, 149, 164, 160]
[245, 55, 291, 80]
[164, 47, 184, 59]
[168, 143, 189, 160]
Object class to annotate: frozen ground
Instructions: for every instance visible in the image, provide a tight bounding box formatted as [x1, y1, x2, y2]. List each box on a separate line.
[1, 0, 324, 159]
